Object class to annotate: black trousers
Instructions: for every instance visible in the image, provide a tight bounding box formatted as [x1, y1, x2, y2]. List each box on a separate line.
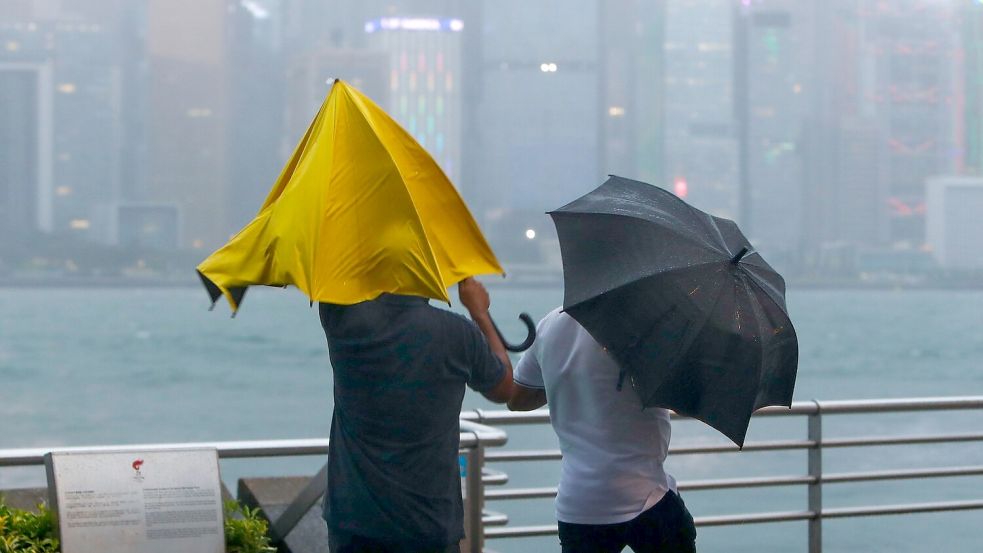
[328, 529, 460, 553]
[557, 490, 697, 553]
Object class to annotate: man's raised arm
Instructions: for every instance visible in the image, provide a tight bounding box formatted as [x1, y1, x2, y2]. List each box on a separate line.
[459, 277, 514, 403]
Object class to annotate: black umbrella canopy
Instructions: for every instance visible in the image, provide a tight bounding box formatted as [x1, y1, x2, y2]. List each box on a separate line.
[549, 175, 798, 447]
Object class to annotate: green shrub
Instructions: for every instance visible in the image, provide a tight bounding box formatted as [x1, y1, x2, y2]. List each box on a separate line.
[0, 496, 275, 553]
[223, 500, 276, 553]
[0, 500, 59, 553]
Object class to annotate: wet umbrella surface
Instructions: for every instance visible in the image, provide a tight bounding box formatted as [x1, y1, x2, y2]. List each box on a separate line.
[549, 175, 798, 446]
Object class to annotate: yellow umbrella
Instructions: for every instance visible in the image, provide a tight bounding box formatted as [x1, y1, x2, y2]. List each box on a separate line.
[197, 79, 504, 312]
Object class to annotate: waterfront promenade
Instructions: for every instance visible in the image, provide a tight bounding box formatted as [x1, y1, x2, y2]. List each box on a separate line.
[2, 397, 982, 552]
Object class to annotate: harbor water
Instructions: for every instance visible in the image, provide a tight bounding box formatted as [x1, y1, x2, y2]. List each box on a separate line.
[1, 286, 982, 552]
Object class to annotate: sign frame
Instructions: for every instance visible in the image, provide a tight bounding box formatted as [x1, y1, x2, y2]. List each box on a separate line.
[44, 447, 225, 553]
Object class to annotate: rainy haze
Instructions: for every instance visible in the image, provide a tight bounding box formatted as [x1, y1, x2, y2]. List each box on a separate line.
[3, 3, 983, 552]
[2, 0, 983, 281]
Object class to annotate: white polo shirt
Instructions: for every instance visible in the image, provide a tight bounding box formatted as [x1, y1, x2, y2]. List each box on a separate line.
[514, 307, 676, 525]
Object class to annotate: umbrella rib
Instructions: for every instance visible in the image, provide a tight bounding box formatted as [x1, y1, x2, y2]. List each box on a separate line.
[741, 274, 777, 411]
[704, 215, 735, 256]
[308, 93, 339, 301]
[341, 85, 448, 297]
[741, 263, 789, 310]
[667, 277, 757, 446]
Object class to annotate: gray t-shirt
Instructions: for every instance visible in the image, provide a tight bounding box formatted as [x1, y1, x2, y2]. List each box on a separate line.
[319, 294, 505, 545]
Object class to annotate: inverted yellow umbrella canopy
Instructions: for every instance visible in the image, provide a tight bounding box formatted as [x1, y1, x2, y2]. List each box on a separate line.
[197, 79, 504, 312]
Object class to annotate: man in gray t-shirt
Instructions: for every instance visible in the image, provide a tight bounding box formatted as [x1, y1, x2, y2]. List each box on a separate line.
[319, 278, 513, 553]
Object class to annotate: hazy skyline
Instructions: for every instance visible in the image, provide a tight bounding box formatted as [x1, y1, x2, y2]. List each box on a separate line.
[2, 0, 983, 279]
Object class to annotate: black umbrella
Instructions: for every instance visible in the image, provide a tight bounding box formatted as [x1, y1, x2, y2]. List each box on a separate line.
[549, 175, 798, 447]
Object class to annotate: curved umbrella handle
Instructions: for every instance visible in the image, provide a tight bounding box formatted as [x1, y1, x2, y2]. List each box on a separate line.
[490, 312, 537, 352]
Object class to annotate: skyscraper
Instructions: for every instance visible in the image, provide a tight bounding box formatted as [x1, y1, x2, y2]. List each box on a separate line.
[599, 0, 666, 184]
[472, 0, 601, 217]
[226, 0, 289, 231]
[0, 60, 51, 238]
[144, 0, 231, 250]
[737, 1, 813, 265]
[663, 0, 738, 220]
[0, 1, 138, 243]
[801, 0, 960, 266]
[364, 15, 465, 184]
[871, 0, 959, 247]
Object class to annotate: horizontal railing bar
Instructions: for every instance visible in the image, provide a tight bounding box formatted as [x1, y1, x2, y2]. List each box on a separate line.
[482, 469, 509, 486]
[463, 397, 983, 426]
[485, 432, 983, 463]
[823, 465, 983, 484]
[485, 524, 558, 538]
[486, 500, 983, 538]
[695, 510, 815, 526]
[459, 420, 509, 447]
[486, 465, 983, 500]
[822, 500, 983, 518]
[486, 440, 816, 462]
[0, 439, 333, 467]
[461, 410, 551, 425]
[807, 397, 983, 415]
[486, 487, 556, 500]
[486, 450, 561, 462]
[0, 421, 508, 468]
[486, 510, 818, 538]
[486, 475, 818, 500]
[682, 475, 815, 491]
[482, 511, 509, 526]
[672, 440, 814, 455]
[822, 432, 983, 448]
[0, 419, 507, 468]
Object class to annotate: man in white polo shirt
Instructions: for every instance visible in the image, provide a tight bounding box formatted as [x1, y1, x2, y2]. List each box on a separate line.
[509, 307, 697, 553]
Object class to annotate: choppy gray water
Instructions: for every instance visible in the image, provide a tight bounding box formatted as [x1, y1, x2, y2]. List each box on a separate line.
[1, 286, 982, 552]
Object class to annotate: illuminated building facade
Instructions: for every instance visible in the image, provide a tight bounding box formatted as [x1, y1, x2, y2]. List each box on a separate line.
[738, 1, 815, 265]
[869, 1, 959, 247]
[365, 16, 464, 184]
[799, 0, 960, 273]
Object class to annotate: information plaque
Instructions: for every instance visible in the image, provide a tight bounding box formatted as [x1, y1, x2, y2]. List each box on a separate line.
[45, 448, 225, 553]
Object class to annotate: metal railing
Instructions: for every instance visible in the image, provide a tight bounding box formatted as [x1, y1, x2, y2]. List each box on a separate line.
[0, 419, 507, 553]
[3, 398, 982, 553]
[461, 396, 983, 552]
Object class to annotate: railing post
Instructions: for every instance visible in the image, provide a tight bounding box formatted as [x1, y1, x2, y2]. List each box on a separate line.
[808, 400, 823, 553]
[461, 444, 485, 553]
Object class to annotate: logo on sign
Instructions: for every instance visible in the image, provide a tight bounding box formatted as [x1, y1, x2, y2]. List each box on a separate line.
[132, 458, 145, 482]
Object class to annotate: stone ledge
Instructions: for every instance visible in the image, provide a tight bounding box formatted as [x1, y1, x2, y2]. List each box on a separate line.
[0, 487, 47, 511]
[238, 477, 328, 553]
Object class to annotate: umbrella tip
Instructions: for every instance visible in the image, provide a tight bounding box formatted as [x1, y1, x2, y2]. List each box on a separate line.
[731, 247, 750, 264]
